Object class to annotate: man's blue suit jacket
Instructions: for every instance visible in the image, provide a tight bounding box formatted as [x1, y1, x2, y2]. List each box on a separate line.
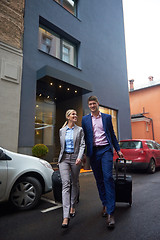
[82, 113, 120, 158]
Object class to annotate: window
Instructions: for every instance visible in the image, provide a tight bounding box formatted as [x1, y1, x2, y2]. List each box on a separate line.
[152, 142, 159, 150]
[35, 97, 56, 146]
[39, 26, 77, 67]
[62, 40, 75, 65]
[41, 35, 51, 54]
[146, 141, 154, 149]
[147, 141, 160, 150]
[62, 44, 70, 63]
[120, 141, 142, 149]
[54, 0, 77, 16]
[99, 106, 118, 138]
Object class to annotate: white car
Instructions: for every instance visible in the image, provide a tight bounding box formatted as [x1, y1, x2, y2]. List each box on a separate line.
[0, 147, 54, 210]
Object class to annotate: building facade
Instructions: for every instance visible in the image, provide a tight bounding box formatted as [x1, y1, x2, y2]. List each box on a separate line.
[1, 0, 131, 161]
[129, 80, 160, 143]
[0, 0, 24, 152]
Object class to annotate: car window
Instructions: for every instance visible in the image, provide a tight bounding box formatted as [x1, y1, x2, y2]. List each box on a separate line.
[152, 142, 159, 150]
[0, 149, 5, 159]
[146, 141, 154, 149]
[0, 149, 12, 160]
[120, 141, 142, 149]
[156, 143, 160, 150]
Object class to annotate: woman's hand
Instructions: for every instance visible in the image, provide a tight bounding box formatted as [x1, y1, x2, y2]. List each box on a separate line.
[75, 158, 81, 165]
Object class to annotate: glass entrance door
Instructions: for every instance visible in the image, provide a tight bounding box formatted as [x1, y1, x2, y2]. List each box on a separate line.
[35, 96, 56, 161]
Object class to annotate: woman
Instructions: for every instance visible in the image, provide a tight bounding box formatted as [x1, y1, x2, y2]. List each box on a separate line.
[58, 109, 85, 228]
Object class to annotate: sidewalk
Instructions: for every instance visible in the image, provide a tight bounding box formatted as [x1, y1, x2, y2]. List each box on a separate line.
[50, 162, 92, 174]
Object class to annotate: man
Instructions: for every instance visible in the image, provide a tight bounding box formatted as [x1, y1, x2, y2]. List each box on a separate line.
[82, 96, 123, 228]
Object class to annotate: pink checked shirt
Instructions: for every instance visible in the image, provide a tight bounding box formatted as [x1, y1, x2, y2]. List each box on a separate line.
[91, 112, 108, 146]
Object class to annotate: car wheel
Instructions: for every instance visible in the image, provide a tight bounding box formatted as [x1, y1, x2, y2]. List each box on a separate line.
[10, 176, 42, 210]
[148, 159, 156, 174]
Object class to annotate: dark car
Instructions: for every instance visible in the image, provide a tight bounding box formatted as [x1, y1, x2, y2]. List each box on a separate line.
[113, 139, 160, 173]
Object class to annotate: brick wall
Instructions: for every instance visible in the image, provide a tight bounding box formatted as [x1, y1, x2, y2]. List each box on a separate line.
[0, 0, 25, 49]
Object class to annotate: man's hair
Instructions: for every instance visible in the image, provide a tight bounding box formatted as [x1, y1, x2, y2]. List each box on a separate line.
[88, 96, 99, 103]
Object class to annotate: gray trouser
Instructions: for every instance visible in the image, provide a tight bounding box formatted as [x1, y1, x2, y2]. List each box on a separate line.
[59, 153, 81, 219]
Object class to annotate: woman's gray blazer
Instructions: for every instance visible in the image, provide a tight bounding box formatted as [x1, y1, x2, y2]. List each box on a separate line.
[58, 124, 85, 163]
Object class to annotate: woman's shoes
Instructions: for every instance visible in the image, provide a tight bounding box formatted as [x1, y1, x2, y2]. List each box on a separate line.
[70, 208, 76, 217]
[70, 212, 76, 217]
[62, 218, 70, 228]
[61, 208, 76, 228]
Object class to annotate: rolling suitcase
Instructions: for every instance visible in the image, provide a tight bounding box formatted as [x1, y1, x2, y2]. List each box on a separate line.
[52, 170, 62, 203]
[52, 170, 80, 203]
[113, 158, 132, 206]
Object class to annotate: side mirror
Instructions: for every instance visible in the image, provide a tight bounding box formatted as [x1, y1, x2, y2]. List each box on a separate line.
[0, 149, 12, 160]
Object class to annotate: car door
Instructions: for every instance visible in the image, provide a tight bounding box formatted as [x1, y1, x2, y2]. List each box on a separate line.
[153, 142, 160, 166]
[0, 152, 8, 200]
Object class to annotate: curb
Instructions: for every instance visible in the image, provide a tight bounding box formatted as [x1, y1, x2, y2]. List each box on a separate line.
[50, 162, 92, 174]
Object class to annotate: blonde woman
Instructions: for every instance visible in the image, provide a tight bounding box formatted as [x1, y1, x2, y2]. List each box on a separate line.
[58, 109, 85, 228]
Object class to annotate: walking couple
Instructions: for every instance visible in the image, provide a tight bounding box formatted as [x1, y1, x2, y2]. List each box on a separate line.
[58, 96, 123, 229]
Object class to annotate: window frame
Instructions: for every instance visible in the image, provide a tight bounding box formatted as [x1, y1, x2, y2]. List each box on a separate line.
[99, 105, 118, 139]
[39, 25, 78, 67]
[54, 0, 78, 17]
[120, 141, 142, 149]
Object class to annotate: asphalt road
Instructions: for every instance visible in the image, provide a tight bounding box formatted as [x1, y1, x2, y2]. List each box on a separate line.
[1, 170, 160, 240]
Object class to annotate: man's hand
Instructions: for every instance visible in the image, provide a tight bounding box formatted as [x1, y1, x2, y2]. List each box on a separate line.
[117, 151, 123, 158]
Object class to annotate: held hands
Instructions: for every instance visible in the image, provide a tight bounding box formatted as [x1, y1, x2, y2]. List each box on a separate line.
[75, 158, 82, 165]
[117, 151, 123, 158]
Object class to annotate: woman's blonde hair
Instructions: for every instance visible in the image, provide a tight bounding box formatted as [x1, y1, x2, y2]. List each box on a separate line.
[62, 109, 76, 128]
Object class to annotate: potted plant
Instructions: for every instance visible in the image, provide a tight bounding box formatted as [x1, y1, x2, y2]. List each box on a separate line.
[32, 144, 49, 158]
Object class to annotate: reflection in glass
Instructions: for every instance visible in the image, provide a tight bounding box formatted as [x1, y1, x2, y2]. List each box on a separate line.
[54, 0, 77, 16]
[63, 0, 77, 15]
[35, 97, 56, 146]
[39, 27, 60, 58]
[38, 26, 77, 67]
[99, 106, 118, 138]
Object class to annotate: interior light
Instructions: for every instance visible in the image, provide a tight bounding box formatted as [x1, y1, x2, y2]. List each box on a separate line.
[50, 82, 53, 86]
[59, 85, 62, 88]
[67, 88, 70, 91]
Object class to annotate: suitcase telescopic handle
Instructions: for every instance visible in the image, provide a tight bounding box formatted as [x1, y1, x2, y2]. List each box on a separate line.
[116, 158, 126, 180]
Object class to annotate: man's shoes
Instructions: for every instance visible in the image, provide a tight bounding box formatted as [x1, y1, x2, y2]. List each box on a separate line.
[107, 214, 115, 228]
[102, 206, 107, 217]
